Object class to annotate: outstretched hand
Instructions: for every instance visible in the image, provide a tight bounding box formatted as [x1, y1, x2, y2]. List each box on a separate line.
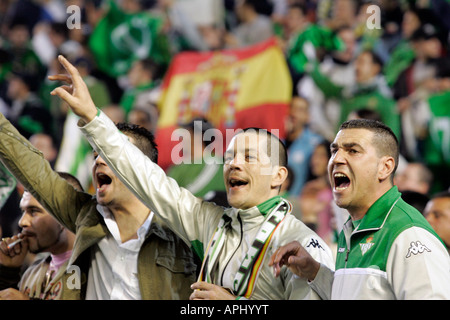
[268, 241, 320, 281]
[49, 55, 98, 124]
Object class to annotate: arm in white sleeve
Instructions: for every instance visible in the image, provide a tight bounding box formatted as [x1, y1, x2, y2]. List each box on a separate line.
[80, 111, 224, 248]
[387, 226, 450, 299]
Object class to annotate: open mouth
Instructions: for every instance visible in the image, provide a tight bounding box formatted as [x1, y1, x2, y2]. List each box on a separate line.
[334, 172, 350, 191]
[229, 178, 248, 189]
[96, 172, 112, 189]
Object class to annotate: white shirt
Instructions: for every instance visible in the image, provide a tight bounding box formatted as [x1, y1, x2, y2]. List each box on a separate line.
[85, 205, 153, 300]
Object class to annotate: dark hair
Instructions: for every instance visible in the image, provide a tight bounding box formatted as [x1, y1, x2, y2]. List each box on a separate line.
[288, 2, 308, 16]
[115, 122, 158, 163]
[240, 127, 288, 168]
[137, 58, 159, 78]
[339, 119, 399, 177]
[243, 0, 273, 15]
[360, 50, 384, 70]
[430, 191, 450, 200]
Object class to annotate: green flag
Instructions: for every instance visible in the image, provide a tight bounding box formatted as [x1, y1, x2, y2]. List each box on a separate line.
[287, 24, 345, 75]
[88, 0, 170, 77]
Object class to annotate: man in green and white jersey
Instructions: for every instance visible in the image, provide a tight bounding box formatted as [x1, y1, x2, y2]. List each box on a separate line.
[271, 119, 450, 299]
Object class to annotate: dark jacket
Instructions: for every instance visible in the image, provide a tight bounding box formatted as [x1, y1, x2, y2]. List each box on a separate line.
[0, 112, 197, 299]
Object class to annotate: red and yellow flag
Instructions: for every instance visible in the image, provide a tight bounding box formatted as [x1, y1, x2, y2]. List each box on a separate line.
[156, 38, 292, 170]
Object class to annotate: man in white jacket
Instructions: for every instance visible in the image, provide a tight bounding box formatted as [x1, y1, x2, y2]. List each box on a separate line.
[49, 55, 335, 300]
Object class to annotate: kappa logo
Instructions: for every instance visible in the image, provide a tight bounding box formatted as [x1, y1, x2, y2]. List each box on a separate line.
[360, 235, 375, 255]
[306, 238, 324, 251]
[406, 241, 431, 258]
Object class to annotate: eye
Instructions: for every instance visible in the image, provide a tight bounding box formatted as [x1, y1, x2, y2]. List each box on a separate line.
[245, 155, 255, 161]
[27, 208, 41, 217]
[224, 154, 234, 164]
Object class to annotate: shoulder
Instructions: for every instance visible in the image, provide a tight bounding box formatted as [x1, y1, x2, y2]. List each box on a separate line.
[387, 199, 438, 240]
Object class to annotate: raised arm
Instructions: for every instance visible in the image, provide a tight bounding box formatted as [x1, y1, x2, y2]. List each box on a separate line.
[49, 55, 98, 124]
[50, 55, 224, 250]
[0, 112, 90, 232]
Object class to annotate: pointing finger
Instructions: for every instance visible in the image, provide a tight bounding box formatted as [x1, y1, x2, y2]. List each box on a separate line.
[57, 55, 83, 89]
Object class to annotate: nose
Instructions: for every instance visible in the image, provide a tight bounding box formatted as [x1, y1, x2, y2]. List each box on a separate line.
[330, 148, 346, 165]
[93, 154, 108, 168]
[227, 153, 245, 169]
[18, 212, 31, 229]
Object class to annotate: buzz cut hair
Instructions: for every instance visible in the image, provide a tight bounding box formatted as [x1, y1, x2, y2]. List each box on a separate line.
[240, 127, 288, 168]
[339, 119, 399, 178]
[115, 122, 158, 163]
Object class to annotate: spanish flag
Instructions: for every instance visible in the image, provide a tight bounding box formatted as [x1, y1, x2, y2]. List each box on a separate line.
[156, 38, 292, 170]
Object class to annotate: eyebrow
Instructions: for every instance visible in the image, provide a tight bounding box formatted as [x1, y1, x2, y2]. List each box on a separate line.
[330, 142, 363, 150]
[20, 205, 42, 212]
[225, 147, 258, 154]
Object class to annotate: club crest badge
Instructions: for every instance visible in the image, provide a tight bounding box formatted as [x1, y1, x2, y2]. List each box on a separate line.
[360, 235, 375, 255]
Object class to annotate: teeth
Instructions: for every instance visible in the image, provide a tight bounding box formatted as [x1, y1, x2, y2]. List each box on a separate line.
[229, 178, 246, 187]
[333, 172, 350, 191]
[334, 173, 347, 178]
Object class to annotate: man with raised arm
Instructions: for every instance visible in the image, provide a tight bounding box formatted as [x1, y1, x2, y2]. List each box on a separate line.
[49, 55, 335, 300]
[0, 67, 196, 299]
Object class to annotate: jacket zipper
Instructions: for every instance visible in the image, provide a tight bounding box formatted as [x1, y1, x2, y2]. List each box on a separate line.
[220, 213, 243, 291]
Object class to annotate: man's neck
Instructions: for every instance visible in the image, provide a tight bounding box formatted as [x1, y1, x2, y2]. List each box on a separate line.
[108, 201, 151, 243]
[348, 183, 394, 221]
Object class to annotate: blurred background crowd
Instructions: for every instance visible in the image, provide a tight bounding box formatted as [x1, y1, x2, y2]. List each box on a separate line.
[0, 0, 449, 250]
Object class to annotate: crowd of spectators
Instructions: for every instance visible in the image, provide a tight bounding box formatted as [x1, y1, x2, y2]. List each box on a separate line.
[0, 0, 449, 250]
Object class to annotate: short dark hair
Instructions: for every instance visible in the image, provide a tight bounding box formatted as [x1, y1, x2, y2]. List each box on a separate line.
[115, 122, 158, 163]
[339, 119, 399, 177]
[361, 50, 384, 70]
[288, 2, 308, 16]
[240, 127, 288, 168]
[138, 58, 159, 78]
[430, 191, 450, 200]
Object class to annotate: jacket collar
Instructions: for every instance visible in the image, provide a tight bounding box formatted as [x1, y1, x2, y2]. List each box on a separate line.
[145, 214, 173, 242]
[354, 186, 401, 232]
[69, 206, 173, 266]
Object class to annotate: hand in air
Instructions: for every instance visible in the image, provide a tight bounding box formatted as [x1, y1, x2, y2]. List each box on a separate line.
[49, 55, 98, 124]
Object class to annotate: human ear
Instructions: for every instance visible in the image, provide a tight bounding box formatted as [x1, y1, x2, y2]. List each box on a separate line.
[378, 156, 395, 182]
[272, 166, 288, 190]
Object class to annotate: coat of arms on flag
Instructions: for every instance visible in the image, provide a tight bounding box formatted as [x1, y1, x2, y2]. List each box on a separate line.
[155, 38, 293, 170]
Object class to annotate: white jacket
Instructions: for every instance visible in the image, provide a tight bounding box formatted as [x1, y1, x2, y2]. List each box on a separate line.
[80, 111, 335, 300]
